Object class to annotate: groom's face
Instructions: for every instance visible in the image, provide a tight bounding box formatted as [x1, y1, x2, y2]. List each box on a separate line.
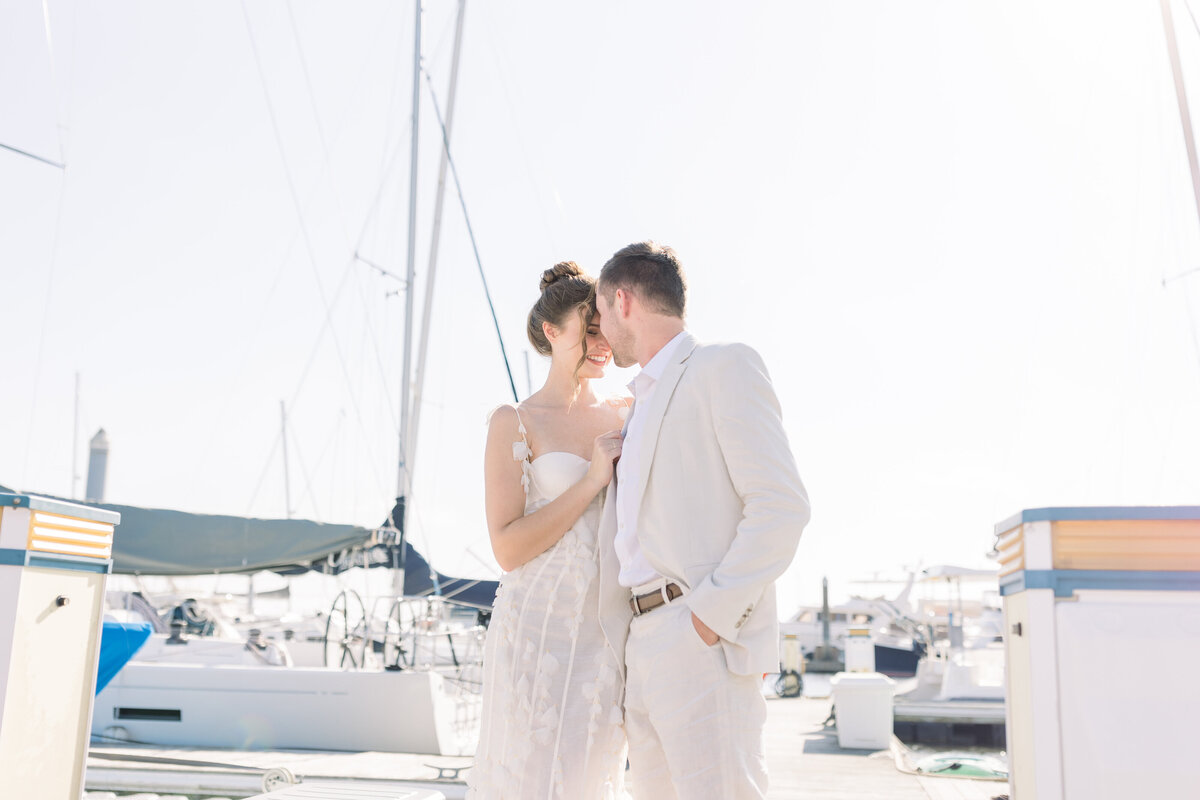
[597, 290, 637, 369]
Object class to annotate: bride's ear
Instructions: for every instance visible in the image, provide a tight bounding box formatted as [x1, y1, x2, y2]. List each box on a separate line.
[542, 320, 559, 344]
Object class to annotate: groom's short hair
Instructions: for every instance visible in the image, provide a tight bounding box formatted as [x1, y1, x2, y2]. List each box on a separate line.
[598, 241, 687, 318]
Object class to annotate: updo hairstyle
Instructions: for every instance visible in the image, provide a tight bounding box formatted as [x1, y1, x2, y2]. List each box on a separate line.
[526, 261, 596, 381]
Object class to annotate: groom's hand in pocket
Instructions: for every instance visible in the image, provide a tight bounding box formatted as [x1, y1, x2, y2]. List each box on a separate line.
[691, 612, 719, 646]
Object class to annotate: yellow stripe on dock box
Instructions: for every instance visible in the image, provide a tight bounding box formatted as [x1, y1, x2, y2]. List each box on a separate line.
[27, 535, 112, 558]
[26, 510, 114, 559]
[996, 525, 1026, 576]
[28, 532, 112, 555]
[1051, 519, 1200, 571]
[998, 542, 1025, 577]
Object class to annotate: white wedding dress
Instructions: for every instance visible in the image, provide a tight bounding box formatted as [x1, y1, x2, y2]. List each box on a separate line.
[467, 409, 626, 799]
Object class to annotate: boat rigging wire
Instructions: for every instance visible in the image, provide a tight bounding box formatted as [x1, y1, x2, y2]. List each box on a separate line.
[422, 67, 520, 403]
[240, 0, 339, 311]
[21, 166, 68, 489]
[374, 4, 413, 267]
[287, 416, 323, 522]
[1162, 0, 1200, 226]
[352, 267, 399, 429]
[234, 6, 425, 517]
[478, 6, 561, 256]
[1162, 265, 1200, 284]
[1159, 0, 1200, 380]
[282, 0, 416, 475]
[288, 255, 389, 495]
[283, 0, 358, 251]
[207, 116, 405, 461]
[356, 253, 406, 283]
[0, 143, 64, 169]
[1184, 0, 1200, 45]
[243, 255, 388, 514]
[38, 0, 65, 166]
[244, 429, 283, 515]
[242, 3, 400, 506]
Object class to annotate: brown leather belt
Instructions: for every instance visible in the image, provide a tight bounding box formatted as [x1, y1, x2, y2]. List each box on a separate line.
[630, 582, 683, 616]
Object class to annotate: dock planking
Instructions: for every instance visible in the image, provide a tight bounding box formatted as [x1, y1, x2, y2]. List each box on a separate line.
[763, 695, 1006, 799]
[86, 694, 1008, 799]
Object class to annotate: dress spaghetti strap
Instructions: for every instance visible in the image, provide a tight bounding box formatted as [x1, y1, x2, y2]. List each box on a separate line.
[510, 405, 532, 496]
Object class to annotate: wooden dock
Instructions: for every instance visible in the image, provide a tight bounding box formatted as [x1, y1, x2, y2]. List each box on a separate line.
[85, 695, 1009, 799]
[762, 696, 1005, 799]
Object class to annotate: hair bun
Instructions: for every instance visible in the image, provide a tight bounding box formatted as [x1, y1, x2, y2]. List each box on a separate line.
[539, 261, 585, 293]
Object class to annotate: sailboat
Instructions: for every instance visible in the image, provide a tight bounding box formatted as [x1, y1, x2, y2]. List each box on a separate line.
[2, 0, 512, 760]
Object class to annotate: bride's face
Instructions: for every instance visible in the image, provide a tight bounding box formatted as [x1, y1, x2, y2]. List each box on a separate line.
[579, 310, 612, 379]
[550, 310, 611, 379]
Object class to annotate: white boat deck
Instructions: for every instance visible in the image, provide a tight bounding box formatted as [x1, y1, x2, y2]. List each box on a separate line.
[86, 745, 468, 798]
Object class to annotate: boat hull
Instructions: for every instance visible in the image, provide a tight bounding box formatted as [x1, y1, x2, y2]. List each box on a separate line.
[92, 662, 477, 755]
[874, 643, 922, 677]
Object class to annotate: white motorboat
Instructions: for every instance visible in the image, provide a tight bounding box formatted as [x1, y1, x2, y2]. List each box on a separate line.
[891, 566, 1007, 746]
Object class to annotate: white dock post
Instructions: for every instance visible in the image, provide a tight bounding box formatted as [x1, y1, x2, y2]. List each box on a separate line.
[0, 492, 120, 800]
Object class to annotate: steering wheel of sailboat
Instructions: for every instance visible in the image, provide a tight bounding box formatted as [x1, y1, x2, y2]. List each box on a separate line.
[323, 589, 370, 669]
[383, 597, 425, 669]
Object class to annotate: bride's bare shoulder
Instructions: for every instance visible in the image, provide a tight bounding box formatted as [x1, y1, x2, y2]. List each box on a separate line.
[485, 403, 521, 431]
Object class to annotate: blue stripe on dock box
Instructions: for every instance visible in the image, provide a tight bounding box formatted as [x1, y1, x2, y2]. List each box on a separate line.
[1000, 568, 1200, 597]
[0, 547, 113, 574]
[994, 506, 1200, 536]
[0, 492, 121, 525]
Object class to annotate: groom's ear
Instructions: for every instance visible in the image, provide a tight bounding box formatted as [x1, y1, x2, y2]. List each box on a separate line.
[615, 288, 633, 318]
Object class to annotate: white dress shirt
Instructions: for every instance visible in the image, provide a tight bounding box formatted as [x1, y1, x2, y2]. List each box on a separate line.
[615, 331, 688, 588]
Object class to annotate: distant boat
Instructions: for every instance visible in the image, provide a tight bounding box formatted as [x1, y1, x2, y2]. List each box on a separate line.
[873, 641, 925, 677]
[780, 578, 928, 676]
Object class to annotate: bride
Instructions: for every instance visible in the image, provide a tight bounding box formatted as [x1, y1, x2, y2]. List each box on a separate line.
[468, 261, 629, 799]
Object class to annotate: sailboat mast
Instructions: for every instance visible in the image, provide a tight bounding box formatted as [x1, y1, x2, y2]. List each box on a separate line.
[1161, 0, 1200, 224]
[394, 0, 423, 593]
[408, 0, 469, 491]
[72, 372, 80, 499]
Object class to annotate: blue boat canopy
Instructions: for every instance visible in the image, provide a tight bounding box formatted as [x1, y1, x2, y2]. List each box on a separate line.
[0, 484, 498, 608]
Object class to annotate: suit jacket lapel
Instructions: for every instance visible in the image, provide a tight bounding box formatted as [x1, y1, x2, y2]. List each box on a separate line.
[634, 332, 698, 512]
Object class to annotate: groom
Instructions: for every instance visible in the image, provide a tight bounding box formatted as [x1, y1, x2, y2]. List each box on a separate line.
[594, 241, 810, 799]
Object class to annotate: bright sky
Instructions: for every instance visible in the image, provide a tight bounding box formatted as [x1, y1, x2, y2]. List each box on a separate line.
[4, 1, 1200, 614]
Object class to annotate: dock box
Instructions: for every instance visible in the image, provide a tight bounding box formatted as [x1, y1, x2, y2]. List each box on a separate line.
[996, 506, 1200, 800]
[830, 671, 895, 750]
[0, 493, 120, 800]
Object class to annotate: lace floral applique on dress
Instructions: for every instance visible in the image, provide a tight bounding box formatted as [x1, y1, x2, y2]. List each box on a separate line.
[468, 404, 626, 799]
[604, 393, 634, 424]
[511, 412, 533, 495]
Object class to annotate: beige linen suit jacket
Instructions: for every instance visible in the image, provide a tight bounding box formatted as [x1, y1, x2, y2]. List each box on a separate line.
[596, 331, 810, 677]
